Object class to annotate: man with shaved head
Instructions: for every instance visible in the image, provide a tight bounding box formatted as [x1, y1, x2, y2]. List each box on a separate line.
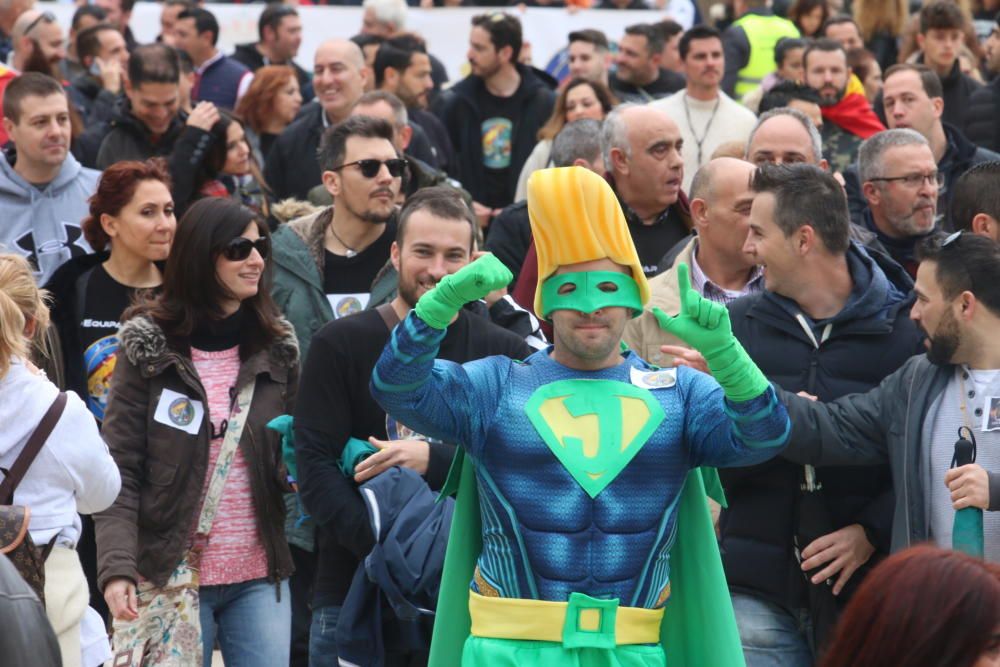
[266, 38, 369, 200]
[601, 103, 690, 279]
[745, 106, 828, 169]
[623, 157, 762, 366]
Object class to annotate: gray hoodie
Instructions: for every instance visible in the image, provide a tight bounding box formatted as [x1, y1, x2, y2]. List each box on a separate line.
[0, 151, 98, 284]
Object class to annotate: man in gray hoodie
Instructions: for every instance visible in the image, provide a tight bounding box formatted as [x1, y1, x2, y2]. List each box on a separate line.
[1, 73, 97, 284]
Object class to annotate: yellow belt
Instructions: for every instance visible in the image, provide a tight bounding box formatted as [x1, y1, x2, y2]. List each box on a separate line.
[468, 590, 664, 648]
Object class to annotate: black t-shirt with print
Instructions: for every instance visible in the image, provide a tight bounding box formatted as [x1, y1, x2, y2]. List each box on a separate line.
[294, 308, 532, 607]
[322, 219, 396, 320]
[474, 86, 521, 209]
[75, 264, 137, 420]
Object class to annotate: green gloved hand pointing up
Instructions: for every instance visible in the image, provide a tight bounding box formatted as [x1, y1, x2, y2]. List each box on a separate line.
[651, 263, 770, 402]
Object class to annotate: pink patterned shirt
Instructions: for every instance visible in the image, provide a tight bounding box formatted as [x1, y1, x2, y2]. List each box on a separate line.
[190, 346, 268, 585]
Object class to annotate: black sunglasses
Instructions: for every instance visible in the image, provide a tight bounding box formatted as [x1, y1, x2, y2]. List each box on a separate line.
[330, 158, 408, 179]
[222, 237, 270, 261]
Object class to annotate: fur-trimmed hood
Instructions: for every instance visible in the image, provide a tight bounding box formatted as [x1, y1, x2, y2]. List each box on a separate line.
[118, 313, 299, 372]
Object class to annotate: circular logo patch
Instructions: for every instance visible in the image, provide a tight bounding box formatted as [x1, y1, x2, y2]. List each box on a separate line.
[168, 397, 195, 426]
[642, 371, 676, 388]
[336, 296, 362, 318]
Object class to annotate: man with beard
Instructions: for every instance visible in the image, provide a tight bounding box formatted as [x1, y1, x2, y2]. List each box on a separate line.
[773, 231, 1000, 563]
[272, 116, 403, 360]
[609, 23, 683, 104]
[293, 186, 531, 665]
[0, 9, 66, 146]
[844, 64, 999, 231]
[435, 12, 554, 225]
[803, 39, 884, 174]
[651, 26, 757, 191]
[374, 34, 454, 173]
[858, 129, 939, 277]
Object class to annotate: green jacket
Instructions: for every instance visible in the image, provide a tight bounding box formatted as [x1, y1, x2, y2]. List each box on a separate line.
[271, 208, 335, 363]
[429, 452, 746, 666]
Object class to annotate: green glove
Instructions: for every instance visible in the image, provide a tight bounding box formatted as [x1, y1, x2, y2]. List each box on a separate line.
[651, 263, 769, 402]
[267, 414, 297, 481]
[414, 253, 513, 330]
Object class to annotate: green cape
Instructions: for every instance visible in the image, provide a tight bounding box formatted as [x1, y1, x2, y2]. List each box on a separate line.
[428, 451, 747, 666]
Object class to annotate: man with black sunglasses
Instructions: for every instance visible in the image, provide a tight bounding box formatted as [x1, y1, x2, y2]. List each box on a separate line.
[272, 115, 403, 363]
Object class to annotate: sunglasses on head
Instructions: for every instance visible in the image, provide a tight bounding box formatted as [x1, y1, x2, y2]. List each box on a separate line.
[222, 237, 270, 261]
[330, 158, 408, 179]
[24, 11, 56, 36]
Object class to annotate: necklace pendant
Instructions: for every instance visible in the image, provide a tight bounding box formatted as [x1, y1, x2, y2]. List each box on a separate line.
[345, 249, 357, 258]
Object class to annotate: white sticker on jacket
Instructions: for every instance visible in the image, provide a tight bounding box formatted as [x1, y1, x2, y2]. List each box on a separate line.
[630, 366, 677, 390]
[153, 388, 204, 435]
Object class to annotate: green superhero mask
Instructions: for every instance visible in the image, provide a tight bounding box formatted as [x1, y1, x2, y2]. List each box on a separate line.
[540, 271, 643, 319]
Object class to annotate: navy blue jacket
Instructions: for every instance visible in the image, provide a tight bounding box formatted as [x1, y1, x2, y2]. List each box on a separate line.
[337, 467, 454, 667]
[194, 54, 251, 110]
[719, 244, 924, 610]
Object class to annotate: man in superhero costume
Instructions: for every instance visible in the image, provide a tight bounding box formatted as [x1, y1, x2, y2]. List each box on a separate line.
[371, 166, 790, 666]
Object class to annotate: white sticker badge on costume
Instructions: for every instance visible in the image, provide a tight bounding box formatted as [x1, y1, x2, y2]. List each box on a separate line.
[153, 388, 204, 435]
[630, 366, 677, 390]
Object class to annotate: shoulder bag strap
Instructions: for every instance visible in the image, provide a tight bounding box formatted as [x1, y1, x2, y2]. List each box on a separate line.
[193, 380, 256, 536]
[376, 302, 401, 331]
[0, 392, 68, 505]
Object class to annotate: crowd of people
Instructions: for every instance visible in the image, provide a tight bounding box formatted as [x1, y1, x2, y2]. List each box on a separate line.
[0, 0, 1000, 665]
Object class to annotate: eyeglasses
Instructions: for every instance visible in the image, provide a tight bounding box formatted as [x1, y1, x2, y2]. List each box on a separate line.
[869, 171, 944, 188]
[23, 11, 56, 37]
[329, 158, 408, 179]
[222, 237, 270, 262]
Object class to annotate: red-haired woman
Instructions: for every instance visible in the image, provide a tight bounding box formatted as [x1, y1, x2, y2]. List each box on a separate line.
[43, 158, 175, 631]
[820, 545, 1000, 667]
[235, 65, 303, 167]
[45, 158, 176, 423]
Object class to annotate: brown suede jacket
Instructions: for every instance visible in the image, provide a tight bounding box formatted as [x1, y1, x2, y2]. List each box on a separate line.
[95, 314, 298, 590]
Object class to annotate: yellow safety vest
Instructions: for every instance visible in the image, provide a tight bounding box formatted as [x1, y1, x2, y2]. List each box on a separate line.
[733, 13, 800, 97]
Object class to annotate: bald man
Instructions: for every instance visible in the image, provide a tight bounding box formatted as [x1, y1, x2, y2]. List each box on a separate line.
[745, 107, 829, 170]
[602, 103, 692, 277]
[9, 9, 65, 74]
[265, 38, 369, 201]
[623, 157, 763, 366]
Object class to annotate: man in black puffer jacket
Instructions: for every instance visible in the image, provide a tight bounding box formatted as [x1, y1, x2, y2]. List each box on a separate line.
[721, 164, 924, 665]
[73, 43, 219, 215]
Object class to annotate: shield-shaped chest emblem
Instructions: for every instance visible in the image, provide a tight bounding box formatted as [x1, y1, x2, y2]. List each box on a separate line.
[525, 379, 665, 498]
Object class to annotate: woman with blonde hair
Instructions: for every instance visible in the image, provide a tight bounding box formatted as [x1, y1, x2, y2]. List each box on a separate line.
[853, 0, 908, 70]
[0, 254, 121, 667]
[513, 77, 617, 202]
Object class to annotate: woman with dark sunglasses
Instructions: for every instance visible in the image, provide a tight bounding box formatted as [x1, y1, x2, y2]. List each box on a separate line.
[96, 197, 297, 666]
